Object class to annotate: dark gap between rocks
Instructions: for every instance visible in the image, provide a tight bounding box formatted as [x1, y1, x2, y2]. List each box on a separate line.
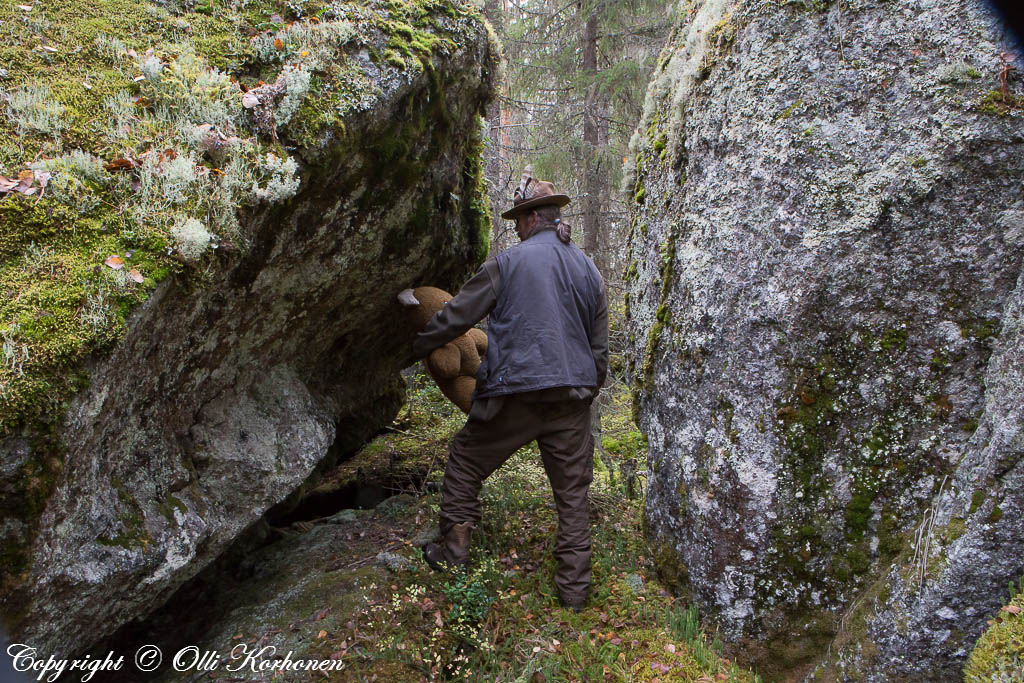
[68, 451, 435, 682]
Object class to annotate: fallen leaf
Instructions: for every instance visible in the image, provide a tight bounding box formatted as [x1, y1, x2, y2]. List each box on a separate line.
[274, 38, 285, 50]
[434, 611, 443, 627]
[18, 170, 33, 182]
[17, 4, 32, 11]
[83, 81, 92, 90]
[104, 255, 124, 270]
[664, 643, 676, 654]
[40, 45, 58, 53]
[242, 91, 260, 109]
[1002, 605, 1022, 615]
[317, 630, 327, 639]
[104, 158, 136, 172]
[33, 170, 50, 187]
[127, 268, 144, 283]
[134, 75, 146, 82]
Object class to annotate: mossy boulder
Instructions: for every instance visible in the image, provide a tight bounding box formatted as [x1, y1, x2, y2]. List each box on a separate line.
[0, 0, 497, 660]
[624, 0, 1023, 678]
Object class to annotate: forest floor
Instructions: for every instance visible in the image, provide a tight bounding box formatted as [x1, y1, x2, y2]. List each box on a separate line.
[254, 369, 763, 682]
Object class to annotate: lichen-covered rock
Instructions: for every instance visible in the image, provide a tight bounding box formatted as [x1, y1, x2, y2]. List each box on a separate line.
[0, 0, 496, 660]
[91, 492, 422, 682]
[625, 0, 1023, 678]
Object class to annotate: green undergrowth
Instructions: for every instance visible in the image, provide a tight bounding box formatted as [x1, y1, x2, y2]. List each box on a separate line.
[299, 368, 760, 681]
[0, 0, 488, 436]
[966, 588, 1024, 681]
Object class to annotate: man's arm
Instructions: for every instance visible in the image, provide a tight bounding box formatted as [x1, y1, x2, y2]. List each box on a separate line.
[591, 276, 609, 389]
[412, 259, 499, 359]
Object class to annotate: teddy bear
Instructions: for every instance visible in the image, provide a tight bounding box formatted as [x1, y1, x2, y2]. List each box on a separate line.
[397, 286, 488, 414]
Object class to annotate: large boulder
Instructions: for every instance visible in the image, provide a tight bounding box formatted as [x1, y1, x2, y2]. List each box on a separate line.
[625, 0, 1023, 678]
[0, 0, 496, 660]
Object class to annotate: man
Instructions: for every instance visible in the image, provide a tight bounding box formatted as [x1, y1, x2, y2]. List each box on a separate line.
[409, 168, 608, 612]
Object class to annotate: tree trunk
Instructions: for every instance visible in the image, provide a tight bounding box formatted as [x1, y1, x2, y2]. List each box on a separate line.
[582, 8, 601, 269]
[484, 0, 512, 251]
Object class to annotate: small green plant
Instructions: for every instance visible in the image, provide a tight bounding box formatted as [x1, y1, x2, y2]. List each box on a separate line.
[441, 555, 501, 644]
[1009, 573, 1024, 603]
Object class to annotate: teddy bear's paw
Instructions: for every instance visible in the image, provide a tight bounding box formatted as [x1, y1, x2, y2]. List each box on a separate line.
[428, 344, 461, 377]
[467, 327, 488, 355]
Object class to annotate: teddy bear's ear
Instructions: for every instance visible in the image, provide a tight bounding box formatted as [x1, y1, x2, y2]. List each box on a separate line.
[397, 289, 420, 307]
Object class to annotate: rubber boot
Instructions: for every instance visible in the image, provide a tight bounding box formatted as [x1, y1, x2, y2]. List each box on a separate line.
[423, 521, 474, 571]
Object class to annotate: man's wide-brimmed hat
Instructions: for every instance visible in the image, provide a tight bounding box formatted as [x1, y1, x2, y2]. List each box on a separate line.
[500, 166, 571, 219]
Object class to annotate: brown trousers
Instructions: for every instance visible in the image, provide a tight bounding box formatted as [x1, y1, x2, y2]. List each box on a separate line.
[438, 394, 595, 602]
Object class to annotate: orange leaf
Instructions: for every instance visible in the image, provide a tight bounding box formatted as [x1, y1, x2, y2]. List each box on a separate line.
[104, 158, 136, 172]
[128, 268, 144, 283]
[104, 255, 124, 270]
[317, 630, 327, 639]
[1002, 605, 1022, 615]
[274, 38, 284, 50]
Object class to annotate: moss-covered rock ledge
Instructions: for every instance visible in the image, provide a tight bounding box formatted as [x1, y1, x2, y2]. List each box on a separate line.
[0, 0, 497, 659]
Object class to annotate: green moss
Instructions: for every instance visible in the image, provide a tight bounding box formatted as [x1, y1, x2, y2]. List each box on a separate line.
[977, 89, 1023, 116]
[878, 327, 908, 352]
[652, 131, 667, 153]
[960, 316, 1001, 342]
[96, 475, 153, 550]
[634, 227, 679, 412]
[778, 98, 803, 120]
[0, 0, 492, 439]
[155, 491, 188, 525]
[970, 490, 986, 515]
[940, 516, 967, 544]
[990, 505, 1003, 523]
[650, 538, 690, 599]
[966, 591, 1024, 680]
